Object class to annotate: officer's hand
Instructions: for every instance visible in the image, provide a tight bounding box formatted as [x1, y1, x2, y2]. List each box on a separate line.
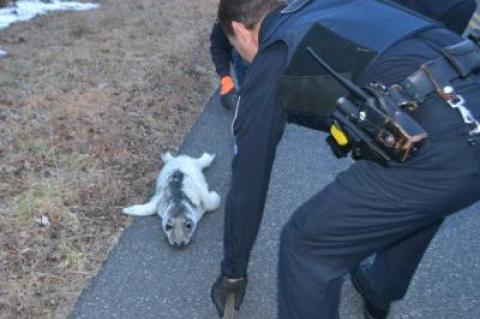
[220, 75, 238, 110]
[220, 90, 238, 110]
[211, 274, 247, 317]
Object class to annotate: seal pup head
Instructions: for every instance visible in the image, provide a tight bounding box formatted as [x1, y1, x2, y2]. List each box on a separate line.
[161, 170, 199, 248]
[162, 202, 197, 248]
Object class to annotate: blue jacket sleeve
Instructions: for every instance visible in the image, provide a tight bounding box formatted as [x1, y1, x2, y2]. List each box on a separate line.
[392, 0, 476, 34]
[210, 22, 234, 77]
[221, 43, 288, 278]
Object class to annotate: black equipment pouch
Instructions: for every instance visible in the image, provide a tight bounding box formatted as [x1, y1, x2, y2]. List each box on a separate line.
[334, 85, 427, 163]
[364, 84, 428, 161]
[442, 40, 480, 78]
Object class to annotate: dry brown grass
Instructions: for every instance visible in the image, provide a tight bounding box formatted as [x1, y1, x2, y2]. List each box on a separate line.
[0, 0, 217, 318]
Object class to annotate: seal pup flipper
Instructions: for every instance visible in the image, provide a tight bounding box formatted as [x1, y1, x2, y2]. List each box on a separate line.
[196, 152, 215, 170]
[204, 191, 221, 212]
[161, 152, 174, 163]
[122, 195, 161, 216]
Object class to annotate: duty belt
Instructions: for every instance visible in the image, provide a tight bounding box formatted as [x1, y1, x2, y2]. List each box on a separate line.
[392, 39, 480, 136]
[396, 39, 480, 104]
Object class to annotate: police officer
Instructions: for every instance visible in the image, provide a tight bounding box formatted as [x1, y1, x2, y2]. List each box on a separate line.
[210, 22, 248, 110]
[210, 0, 480, 318]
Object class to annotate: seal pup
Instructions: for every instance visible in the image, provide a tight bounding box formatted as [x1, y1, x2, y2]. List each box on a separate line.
[122, 152, 220, 247]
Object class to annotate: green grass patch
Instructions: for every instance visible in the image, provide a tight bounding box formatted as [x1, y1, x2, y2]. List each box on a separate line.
[60, 241, 85, 270]
[59, 152, 95, 171]
[16, 137, 59, 167]
[0, 61, 24, 88]
[15, 182, 58, 225]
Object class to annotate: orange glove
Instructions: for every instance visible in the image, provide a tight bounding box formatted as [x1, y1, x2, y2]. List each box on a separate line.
[220, 75, 235, 96]
[219, 75, 237, 110]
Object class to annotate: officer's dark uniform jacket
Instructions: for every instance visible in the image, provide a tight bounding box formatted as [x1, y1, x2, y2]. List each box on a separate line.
[392, 0, 477, 35]
[221, 0, 480, 278]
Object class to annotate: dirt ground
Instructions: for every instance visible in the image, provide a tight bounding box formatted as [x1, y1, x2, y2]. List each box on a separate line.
[0, 0, 218, 318]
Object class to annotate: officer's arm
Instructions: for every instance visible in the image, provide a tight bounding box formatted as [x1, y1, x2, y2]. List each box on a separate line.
[221, 43, 287, 278]
[210, 22, 234, 77]
[391, 0, 476, 34]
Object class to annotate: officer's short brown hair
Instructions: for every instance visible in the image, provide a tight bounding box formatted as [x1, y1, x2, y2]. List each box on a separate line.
[218, 0, 286, 35]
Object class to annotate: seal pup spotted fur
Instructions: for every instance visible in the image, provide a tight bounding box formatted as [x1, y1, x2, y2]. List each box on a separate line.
[122, 152, 220, 247]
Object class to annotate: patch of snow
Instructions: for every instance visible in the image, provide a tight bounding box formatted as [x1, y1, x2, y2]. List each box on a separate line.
[0, 0, 98, 30]
[0, 0, 98, 57]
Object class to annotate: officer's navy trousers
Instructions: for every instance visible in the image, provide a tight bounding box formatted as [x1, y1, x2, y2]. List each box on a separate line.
[278, 78, 480, 318]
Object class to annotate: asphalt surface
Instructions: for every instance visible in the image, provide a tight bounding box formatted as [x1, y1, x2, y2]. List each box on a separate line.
[69, 91, 480, 319]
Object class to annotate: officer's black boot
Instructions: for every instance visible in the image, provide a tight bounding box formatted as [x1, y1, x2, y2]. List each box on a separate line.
[351, 265, 391, 319]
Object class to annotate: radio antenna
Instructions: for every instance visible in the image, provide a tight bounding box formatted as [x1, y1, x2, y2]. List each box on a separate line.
[306, 46, 370, 102]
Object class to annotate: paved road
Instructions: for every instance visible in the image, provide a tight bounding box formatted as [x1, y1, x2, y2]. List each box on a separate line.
[70, 92, 480, 319]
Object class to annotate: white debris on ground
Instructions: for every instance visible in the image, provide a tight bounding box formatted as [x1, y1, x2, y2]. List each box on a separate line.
[35, 214, 51, 227]
[0, 0, 98, 56]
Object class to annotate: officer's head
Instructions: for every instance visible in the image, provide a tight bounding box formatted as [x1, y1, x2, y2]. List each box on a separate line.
[218, 0, 285, 62]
